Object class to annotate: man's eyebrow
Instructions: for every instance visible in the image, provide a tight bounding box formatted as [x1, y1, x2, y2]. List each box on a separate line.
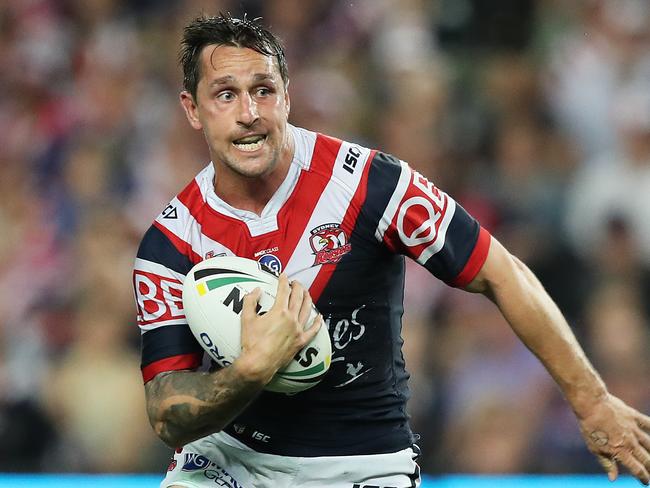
[208, 73, 276, 87]
[210, 75, 235, 86]
[252, 73, 275, 82]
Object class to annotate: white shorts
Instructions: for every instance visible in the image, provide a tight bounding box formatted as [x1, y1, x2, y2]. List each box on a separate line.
[161, 431, 421, 488]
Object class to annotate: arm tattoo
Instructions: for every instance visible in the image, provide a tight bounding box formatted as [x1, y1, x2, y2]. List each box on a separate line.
[145, 367, 262, 447]
[590, 430, 609, 447]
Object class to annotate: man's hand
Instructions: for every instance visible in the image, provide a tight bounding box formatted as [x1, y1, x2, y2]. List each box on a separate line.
[236, 273, 322, 385]
[144, 274, 321, 447]
[578, 394, 650, 485]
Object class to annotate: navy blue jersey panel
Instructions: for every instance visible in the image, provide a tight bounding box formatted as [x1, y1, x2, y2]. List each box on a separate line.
[136, 225, 194, 276]
[141, 324, 204, 368]
[422, 202, 481, 283]
[359, 151, 403, 233]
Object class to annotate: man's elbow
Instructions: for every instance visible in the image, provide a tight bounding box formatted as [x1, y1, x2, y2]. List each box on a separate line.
[145, 380, 190, 447]
[147, 405, 176, 447]
[462, 239, 525, 300]
[148, 410, 194, 448]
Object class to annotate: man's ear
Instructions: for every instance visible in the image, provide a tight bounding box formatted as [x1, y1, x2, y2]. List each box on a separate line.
[180, 91, 202, 130]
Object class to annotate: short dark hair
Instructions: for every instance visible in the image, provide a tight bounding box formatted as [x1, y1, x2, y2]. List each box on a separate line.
[180, 13, 289, 100]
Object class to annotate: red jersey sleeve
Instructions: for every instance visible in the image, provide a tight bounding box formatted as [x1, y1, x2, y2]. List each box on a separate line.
[368, 153, 490, 287]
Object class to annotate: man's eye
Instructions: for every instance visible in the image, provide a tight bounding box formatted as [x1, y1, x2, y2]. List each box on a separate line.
[217, 92, 234, 101]
[256, 87, 271, 96]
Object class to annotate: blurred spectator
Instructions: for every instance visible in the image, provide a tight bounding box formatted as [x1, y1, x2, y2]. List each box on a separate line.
[43, 293, 162, 472]
[565, 83, 650, 267]
[544, 0, 650, 159]
[584, 280, 650, 409]
[422, 290, 553, 472]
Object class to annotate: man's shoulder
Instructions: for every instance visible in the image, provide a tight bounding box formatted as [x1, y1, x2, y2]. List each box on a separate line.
[136, 162, 211, 255]
[294, 125, 401, 177]
[153, 163, 212, 223]
[304, 126, 402, 170]
[300, 126, 373, 152]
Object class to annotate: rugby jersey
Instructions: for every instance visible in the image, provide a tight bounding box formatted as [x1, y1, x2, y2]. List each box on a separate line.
[133, 125, 490, 456]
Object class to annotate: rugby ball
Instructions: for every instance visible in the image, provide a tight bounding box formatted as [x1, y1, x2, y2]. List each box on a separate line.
[182, 256, 331, 394]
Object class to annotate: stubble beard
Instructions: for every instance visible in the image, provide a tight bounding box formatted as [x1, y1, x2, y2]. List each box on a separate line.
[217, 143, 282, 180]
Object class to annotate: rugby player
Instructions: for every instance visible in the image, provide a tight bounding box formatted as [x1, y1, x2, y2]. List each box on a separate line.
[133, 14, 650, 488]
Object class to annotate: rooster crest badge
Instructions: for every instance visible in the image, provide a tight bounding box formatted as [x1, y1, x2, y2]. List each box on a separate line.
[309, 223, 352, 265]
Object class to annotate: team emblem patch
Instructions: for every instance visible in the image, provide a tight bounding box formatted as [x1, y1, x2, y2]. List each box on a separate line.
[309, 223, 351, 265]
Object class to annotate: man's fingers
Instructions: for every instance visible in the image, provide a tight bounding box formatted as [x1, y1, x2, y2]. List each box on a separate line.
[297, 289, 314, 328]
[241, 287, 262, 321]
[597, 454, 618, 482]
[634, 443, 650, 478]
[637, 413, 650, 432]
[617, 450, 650, 486]
[273, 273, 291, 309]
[638, 430, 650, 453]
[303, 314, 323, 341]
[630, 435, 650, 477]
[288, 280, 305, 316]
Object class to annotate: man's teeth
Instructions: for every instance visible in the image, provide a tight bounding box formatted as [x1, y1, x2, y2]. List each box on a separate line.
[233, 135, 266, 152]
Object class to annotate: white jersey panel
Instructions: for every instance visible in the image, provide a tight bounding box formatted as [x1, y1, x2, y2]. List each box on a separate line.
[285, 141, 373, 287]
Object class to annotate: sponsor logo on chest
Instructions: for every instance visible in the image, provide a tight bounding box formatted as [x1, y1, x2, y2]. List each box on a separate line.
[254, 246, 282, 274]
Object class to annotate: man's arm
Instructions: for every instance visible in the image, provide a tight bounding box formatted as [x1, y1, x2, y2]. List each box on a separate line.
[145, 274, 321, 447]
[145, 363, 264, 447]
[465, 235, 650, 484]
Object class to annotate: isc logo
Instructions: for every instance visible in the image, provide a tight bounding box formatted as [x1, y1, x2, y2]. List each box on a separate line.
[251, 430, 270, 443]
[342, 146, 362, 174]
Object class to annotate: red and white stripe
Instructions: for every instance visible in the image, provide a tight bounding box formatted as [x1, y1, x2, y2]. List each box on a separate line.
[155, 181, 236, 262]
[283, 136, 375, 301]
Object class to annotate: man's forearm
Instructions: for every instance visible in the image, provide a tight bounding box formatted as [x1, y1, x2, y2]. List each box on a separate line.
[145, 362, 264, 447]
[489, 254, 607, 415]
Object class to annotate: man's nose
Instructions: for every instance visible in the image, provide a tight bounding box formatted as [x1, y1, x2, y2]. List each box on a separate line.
[237, 92, 259, 127]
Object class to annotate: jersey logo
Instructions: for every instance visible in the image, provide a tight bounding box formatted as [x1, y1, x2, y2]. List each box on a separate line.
[205, 250, 226, 259]
[334, 363, 372, 388]
[182, 453, 211, 471]
[134, 271, 184, 327]
[161, 204, 178, 219]
[342, 145, 362, 174]
[257, 253, 282, 274]
[309, 223, 351, 265]
[352, 484, 398, 488]
[396, 170, 446, 247]
[182, 453, 244, 487]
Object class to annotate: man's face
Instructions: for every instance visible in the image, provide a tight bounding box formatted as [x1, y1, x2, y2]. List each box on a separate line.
[180, 45, 290, 179]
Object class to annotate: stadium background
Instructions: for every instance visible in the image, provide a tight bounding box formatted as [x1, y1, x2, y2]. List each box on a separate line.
[1, 0, 649, 483]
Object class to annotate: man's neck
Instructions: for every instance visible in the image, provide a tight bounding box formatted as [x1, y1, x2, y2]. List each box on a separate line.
[213, 133, 295, 216]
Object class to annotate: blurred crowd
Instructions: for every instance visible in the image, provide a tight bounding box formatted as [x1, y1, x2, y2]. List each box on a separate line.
[1, 0, 649, 476]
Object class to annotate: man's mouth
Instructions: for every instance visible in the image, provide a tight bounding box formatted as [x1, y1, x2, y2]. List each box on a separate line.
[232, 134, 267, 152]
